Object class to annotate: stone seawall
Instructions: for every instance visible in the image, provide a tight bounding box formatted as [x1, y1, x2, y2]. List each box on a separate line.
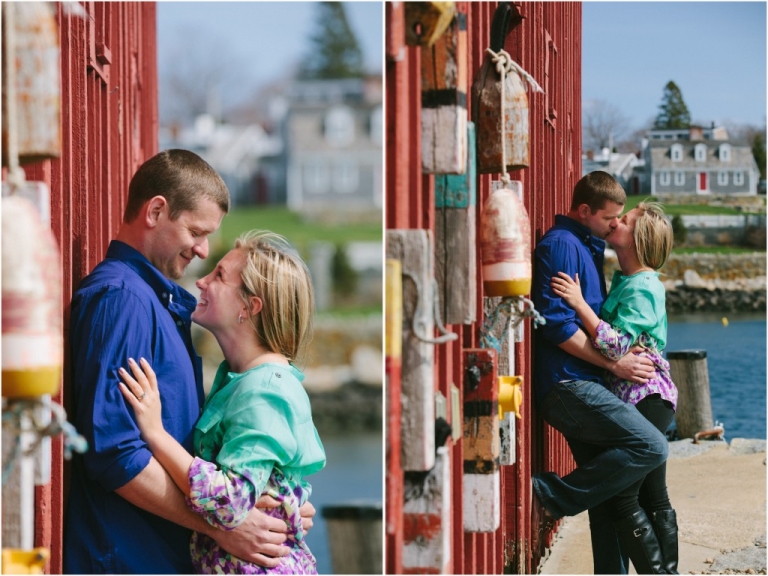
[605, 251, 766, 313]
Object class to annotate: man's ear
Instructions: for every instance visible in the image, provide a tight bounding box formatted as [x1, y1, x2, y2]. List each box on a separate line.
[576, 203, 592, 219]
[144, 196, 168, 228]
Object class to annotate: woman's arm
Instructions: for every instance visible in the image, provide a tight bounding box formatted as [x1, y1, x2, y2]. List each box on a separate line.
[119, 357, 195, 495]
[550, 272, 600, 339]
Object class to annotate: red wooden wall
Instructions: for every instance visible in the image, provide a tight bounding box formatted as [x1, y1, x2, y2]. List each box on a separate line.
[9, 3, 158, 573]
[386, 2, 582, 572]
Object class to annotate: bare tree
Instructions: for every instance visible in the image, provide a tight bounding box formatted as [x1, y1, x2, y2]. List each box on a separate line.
[582, 99, 632, 152]
[159, 25, 244, 126]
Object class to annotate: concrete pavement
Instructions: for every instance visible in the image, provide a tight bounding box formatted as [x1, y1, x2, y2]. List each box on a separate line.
[539, 439, 767, 575]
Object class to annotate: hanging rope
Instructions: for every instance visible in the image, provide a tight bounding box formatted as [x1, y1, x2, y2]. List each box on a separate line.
[402, 271, 458, 345]
[2, 399, 88, 486]
[485, 48, 544, 187]
[480, 296, 546, 354]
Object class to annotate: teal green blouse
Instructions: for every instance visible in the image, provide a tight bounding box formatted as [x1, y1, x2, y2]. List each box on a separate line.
[193, 362, 326, 495]
[601, 270, 667, 350]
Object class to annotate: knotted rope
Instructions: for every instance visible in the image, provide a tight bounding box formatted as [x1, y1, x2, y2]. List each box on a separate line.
[2, 399, 88, 486]
[480, 296, 546, 354]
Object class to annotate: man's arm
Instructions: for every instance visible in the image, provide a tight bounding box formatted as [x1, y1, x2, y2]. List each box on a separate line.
[558, 329, 655, 383]
[115, 458, 290, 566]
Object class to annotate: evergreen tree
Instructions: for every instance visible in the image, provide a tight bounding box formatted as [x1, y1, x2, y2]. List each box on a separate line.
[653, 81, 692, 129]
[752, 132, 766, 181]
[299, 2, 365, 79]
[671, 214, 687, 247]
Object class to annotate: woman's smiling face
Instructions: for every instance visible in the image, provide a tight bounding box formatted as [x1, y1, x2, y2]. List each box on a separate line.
[192, 249, 247, 331]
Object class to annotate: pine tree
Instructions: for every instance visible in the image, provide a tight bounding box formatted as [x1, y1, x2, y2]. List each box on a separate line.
[299, 2, 365, 79]
[653, 81, 692, 129]
[752, 132, 766, 181]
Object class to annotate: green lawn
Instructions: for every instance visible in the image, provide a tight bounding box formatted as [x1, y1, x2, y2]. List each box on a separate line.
[672, 245, 765, 255]
[623, 195, 753, 216]
[214, 206, 382, 254]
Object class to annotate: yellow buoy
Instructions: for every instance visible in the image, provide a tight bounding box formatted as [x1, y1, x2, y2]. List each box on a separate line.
[721, 317, 729, 327]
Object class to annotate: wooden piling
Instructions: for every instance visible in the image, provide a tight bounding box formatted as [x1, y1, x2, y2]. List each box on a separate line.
[668, 350, 714, 439]
[322, 503, 383, 574]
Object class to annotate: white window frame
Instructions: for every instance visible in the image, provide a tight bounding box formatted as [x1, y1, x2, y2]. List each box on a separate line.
[717, 171, 728, 186]
[333, 164, 360, 194]
[719, 144, 731, 162]
[671, 144, 683, 162]
[304, 164, 330, 195]
[674, 171, 685, 186]
[734, 171, 744, 186]
[324, 106, 355, 147]
[660, 171, 671, 186]
[694, 143, 707, 162]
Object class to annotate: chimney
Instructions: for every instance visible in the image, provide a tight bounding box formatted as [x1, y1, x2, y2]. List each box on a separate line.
[587, 150, 594, 161]
[689, 125, 703, 141]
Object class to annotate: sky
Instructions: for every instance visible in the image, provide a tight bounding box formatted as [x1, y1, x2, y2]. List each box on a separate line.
[157, 2, 765, 134]
[157, 2, 382, 122]
[582, 2, 767, 132]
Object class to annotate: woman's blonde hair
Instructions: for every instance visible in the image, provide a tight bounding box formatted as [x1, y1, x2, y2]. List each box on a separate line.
[234, 230, 314, 365]
[633, 201, 673, 270]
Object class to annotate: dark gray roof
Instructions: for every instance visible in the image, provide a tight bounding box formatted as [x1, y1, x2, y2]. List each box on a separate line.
[648, 140, 757, 170]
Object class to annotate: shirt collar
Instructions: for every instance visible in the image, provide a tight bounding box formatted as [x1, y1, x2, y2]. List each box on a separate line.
[105, 240, 197, 311]
[554, 214, 606, 254]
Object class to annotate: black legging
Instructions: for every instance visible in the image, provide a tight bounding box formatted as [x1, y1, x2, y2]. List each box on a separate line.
[608, 393, 675, 520]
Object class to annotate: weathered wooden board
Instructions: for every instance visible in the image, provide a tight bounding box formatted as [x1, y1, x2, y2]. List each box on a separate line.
[403, 446, 452, 573]
[463, 348, 500, 532]
[387, 230, 435, 472]
[421, 11, 467, 174]
[435, 122, 477, 325]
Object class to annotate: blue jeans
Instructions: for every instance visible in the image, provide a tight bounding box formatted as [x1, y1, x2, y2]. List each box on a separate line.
[532, 379, 668, 519]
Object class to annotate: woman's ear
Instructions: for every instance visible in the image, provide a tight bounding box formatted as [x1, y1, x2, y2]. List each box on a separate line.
[248, 296, 263, 317]
[144, 196, 168, 228]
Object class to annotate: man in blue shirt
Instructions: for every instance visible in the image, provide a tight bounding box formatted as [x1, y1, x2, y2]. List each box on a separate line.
[531, 172, 669, 574]
[64, 150, 307, 573]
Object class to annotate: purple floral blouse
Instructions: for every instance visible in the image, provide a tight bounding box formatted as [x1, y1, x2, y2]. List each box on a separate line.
[593, 320, 678, 410]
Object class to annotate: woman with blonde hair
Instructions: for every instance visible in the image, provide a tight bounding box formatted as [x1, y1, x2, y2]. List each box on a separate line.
[119, 230, 325, 574]
[551, 202, 679, 574]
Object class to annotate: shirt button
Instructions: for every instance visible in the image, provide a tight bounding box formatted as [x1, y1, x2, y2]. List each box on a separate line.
[176, 320, 183, 327]
[162, 292, 168, 299]
[276, 373, 282, 378]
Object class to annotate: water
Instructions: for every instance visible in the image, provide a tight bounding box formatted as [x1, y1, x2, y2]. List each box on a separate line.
[666, 313, 766, 440]
[304, 432, 383, 574]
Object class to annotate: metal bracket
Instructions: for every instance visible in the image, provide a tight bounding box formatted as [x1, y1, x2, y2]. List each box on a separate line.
[402, 271, 458, 345]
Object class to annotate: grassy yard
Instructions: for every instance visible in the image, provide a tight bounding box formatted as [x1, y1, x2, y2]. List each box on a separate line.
[672, 245, 765, 255]
[214, 205, 382, 254]
[623, 195, 755, 216]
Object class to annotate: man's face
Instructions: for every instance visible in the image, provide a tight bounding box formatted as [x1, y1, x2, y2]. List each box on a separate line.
[150, 197, 225, 280]
[582, 201, 624, 239]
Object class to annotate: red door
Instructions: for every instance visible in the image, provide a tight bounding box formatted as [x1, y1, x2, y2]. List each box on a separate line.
[698, 172, 708, 193]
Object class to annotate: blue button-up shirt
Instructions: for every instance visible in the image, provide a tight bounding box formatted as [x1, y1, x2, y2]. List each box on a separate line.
[532, 215, 608, 404]
[64, 241, 204, 574]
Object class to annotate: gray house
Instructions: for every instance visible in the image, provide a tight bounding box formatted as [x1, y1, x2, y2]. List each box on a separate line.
[284, 76, 382, 217]
[643, 125, 759, 195]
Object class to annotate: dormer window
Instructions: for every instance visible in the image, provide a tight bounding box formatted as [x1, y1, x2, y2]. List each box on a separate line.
[719, 143, 731, 162]
[324, 106, 355, 147]
[671, 144, 683, 162]
[694, 143, 707, 162]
